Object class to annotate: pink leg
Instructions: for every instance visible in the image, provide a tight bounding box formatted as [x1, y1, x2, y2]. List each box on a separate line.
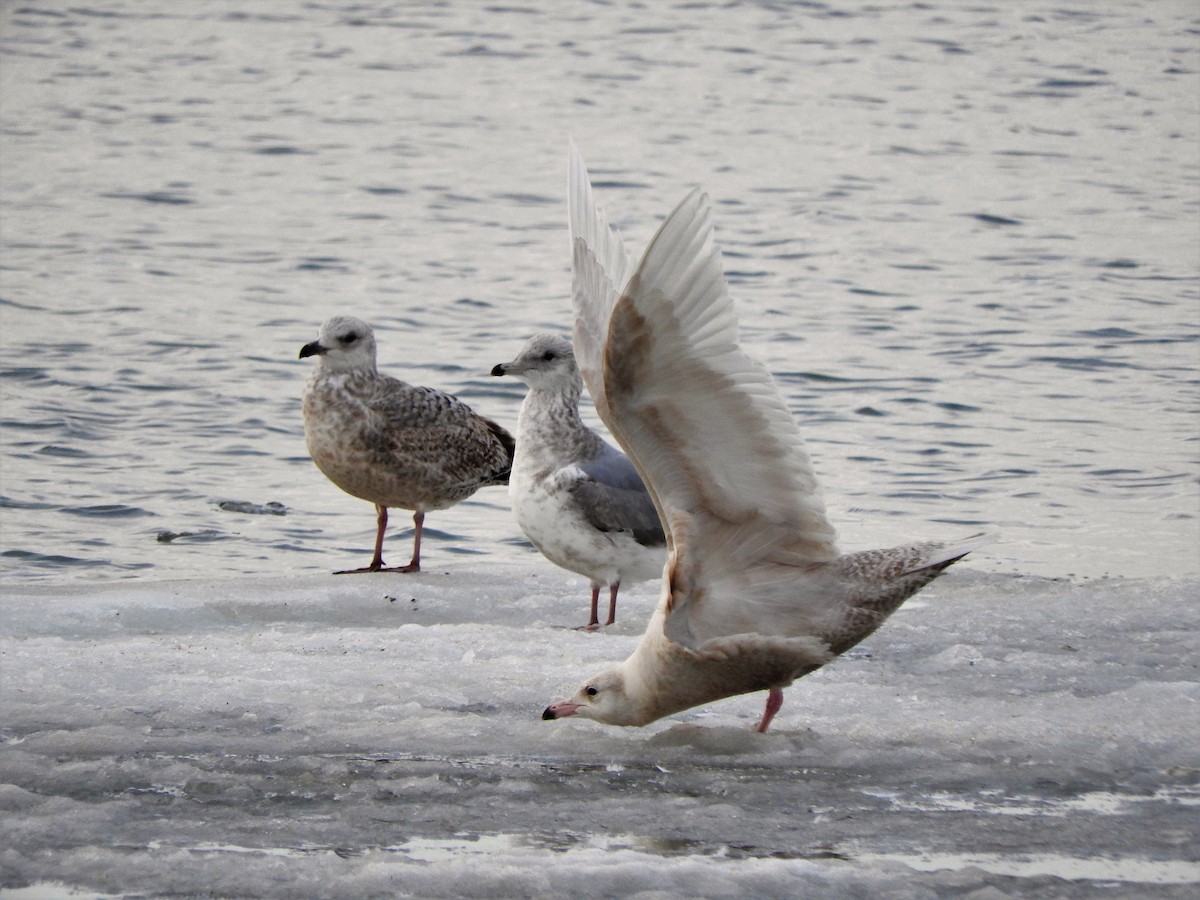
[754, 687, 785, 733]
[604, 582, 620, 627]
[335, 506, 422, 574]
[336, 504, 389, 574]
[576, 584, 602, 631]
[397, 510, 423, 573]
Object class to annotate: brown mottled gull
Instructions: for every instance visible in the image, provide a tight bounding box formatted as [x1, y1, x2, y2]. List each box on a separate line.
[300, 316, 514, 574]
[491, 333, 666, 629]
[543, 145, 995, 732]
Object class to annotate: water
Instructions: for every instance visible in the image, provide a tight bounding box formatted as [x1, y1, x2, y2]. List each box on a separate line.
[2, 1, 1197, 584]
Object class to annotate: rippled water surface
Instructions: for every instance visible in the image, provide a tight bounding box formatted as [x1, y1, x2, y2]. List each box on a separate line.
[2, 0, 1197, 582]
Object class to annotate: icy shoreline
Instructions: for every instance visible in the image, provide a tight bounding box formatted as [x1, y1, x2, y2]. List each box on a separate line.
[2, 565, 1197, 897]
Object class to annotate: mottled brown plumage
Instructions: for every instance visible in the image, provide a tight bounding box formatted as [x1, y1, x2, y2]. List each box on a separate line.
[300, 316, 513, 573]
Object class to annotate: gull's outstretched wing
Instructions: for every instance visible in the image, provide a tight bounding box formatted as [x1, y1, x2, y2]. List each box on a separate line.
[569, 140, 633, 420]
[569, 152, 840, 597]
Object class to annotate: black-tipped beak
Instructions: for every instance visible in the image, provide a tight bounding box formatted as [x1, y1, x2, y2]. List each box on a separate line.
[490, 363, 507, 377]
[541, 706, 557, 720]
[299, 340, 326, 360]
[542, 701, 579, 720]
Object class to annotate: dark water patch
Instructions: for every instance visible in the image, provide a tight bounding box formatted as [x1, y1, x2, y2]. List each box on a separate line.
[1089, 470, 1194, 490]
[0, 496, 55, 511]
[0, 549, 109, 569]
[0, 367, 55, 384]
[432, 191, 481, 206]
[10, 6, 71, 18]
[1074, 327, 1140, 339]
[588, 180, 651, 191]
[0, 296, 48, 312]
[253, 146, 311, 156]
[218, 500, 288, 516]
[156, 529, 226, 544]
[930, 516, 994, 528]
[296, 258, 351, 272]
[994, 149, 1071, 159]
[936, 402, 982, 413]
[830, 93, 887, 106]
[37, 445, 90, 458]
[969, 213, 1022, 227]
[443, 545, 488, 556]
[62, 504, 152, 519]
[494, 192, 556, 205]
[847, 287, 903, 297]
[1031, 355, 1139, 372]
[776, 371, 865, 385]
[855, 407, 887, 417]
[977, 468, 1039, 480]
[445, 45, 533, 60]
[221, 11, 303, 24]
[362, 186, 408, 195]
[1037, 79, 1108, 90]
[100, 190, 195, 205]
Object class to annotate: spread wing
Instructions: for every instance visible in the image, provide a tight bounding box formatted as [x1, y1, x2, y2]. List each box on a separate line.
[568, 140, 633, 420]
[569, 150, 840, 641]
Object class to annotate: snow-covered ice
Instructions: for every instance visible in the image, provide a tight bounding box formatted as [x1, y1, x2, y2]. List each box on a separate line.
[2, 565, 1197, 897]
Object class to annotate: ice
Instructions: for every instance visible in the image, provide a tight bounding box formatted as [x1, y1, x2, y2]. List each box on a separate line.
[2, 565, 1197, 897]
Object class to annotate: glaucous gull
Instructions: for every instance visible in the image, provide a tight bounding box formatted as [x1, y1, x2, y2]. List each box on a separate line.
[543, 147, 994, 732]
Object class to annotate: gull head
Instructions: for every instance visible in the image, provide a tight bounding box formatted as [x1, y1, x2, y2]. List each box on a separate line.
[491, 333, 580, 394]
[542, 666, 648, 727]
[299, 316, 378, 374]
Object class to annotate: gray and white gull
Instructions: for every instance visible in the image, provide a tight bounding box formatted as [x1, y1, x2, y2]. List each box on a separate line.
[543, 146, 995, 732]
[300, 316, 514, 574]
[492, 333, 666, 629]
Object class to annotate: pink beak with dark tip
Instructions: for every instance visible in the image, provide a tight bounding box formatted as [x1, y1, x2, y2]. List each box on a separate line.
[542, 702, 581, 720]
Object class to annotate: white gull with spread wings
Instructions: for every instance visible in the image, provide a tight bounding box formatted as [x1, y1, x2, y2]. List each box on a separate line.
[543, 146, 994, 732]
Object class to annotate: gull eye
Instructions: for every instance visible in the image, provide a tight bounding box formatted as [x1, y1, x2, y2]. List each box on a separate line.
[585, 686, 598, 697]
[341, 333, 359, 344]
[541, 351, 555, 361]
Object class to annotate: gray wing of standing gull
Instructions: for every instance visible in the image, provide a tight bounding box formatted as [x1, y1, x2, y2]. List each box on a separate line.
[571, 443, 667, 548]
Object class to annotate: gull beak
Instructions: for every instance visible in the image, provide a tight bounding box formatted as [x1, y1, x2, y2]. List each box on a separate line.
[490, 363, 508, 377]
[299, 340, 326, 360]
[542, 701, 581, 721]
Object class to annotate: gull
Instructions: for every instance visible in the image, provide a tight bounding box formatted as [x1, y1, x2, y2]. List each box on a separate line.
[300, 315, 514, 573]
[543, 146, 995, 732]
[492, 333, 666, 629]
